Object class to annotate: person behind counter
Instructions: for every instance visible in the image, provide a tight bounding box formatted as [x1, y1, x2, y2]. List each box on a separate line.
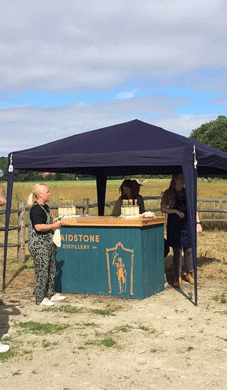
[160, 173, 202, 287]
[131, 179, 145, 214]
[111, 179, 145, 216]
[28, 184, 65, 306]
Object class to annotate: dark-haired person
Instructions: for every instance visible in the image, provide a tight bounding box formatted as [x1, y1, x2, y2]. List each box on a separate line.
[111, 179, 145, 216]
[161, 173, 202, 287]
[131, 179, 145, 214]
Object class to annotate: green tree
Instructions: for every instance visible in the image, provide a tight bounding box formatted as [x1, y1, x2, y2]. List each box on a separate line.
[189, 116, 227, 153]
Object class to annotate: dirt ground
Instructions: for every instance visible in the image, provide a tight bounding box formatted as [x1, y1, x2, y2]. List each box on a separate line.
[0, 275, 227, 390]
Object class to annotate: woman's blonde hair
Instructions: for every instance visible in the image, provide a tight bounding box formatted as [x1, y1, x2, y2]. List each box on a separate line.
[27, 183, 47, 206]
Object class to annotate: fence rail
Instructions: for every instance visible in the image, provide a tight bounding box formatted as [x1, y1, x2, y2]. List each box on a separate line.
[0, 196, 226, 263]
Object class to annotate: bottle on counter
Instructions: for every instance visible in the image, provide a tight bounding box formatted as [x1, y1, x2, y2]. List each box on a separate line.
[62, 201, 68, 218]
[134, 199, 140, 216]
[128, 199, 134, 216]
[58, 199, 64, 218]
[71, 204, 76, 217]
[125, 200, 131, 217]
[121, 199, 127, 217]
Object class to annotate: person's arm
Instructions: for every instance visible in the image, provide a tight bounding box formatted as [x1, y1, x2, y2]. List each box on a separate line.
[137, 195, 145, 214]
[111, 198, 121, 216]
[0, 183, 6, 206]
[196, 211, 202, 233]
[160, 190, 185, 219]
[34, 220, 61, 232]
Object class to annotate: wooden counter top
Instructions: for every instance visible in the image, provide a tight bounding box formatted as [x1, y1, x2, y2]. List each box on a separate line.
[61, 215, 166, 227]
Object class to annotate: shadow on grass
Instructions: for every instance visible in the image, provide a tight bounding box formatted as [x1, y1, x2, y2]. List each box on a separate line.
[164, 254, 224, 306]
[5, 254, 33, 289]
[197, 256, 224, 267]
[0, 302, 21, 339]
[165, 254, 223, 277]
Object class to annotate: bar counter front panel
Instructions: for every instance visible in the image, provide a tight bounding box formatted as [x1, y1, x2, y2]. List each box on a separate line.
[55, 216, 165, 299]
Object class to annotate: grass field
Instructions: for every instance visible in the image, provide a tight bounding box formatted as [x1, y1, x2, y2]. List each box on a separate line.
[1, 177, 227, 224]
[0, 177, 226, 290]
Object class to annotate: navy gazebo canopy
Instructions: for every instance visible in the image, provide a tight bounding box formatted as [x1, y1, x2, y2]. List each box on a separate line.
[4, 119, 227, 303]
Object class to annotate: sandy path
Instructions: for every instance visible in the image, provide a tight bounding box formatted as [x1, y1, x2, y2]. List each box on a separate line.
[0, 278, 227, 390]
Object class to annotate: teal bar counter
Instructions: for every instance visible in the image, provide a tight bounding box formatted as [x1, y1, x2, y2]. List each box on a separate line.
[55, 216, 166, 299]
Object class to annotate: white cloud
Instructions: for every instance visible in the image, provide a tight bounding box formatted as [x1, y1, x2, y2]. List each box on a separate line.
[0, 94, 217, 156]
[0, 0, 226, 157]
[114, 90, 139, 99]
[0, 0, 226, 92]
[151, 114, 219, 136]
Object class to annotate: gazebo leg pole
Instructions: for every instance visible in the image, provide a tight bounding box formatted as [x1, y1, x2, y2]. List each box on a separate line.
[96, 174, 107, 216]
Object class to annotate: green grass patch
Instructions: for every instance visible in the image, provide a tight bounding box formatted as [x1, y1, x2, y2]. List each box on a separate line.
[85, 338, 117, 348]
[41, 305, 83, 314]
[80, 322, 99, 328]
[0, 347, 17, 362]
[220, 293, 226, 304]
[18, 321, 70, 335]
[212, 292, 226, 304]
[42, 340, 51, 348]
[139, 325, 149, 332]
[12, 370, 22, 376]
[187, 292, 193, 301]
[91, 308, 116, 316]
[138, 324, 156, 334]
[84, 340, 97, 346]
[22, 349, 32, 355]
[109, 324, 133, 334]
[99, 338, 117, 347]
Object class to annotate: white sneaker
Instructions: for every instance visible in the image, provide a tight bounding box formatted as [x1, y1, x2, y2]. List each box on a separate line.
[39, 298, 55, 307]
[0, 343, 10, 353]
[50, 293, 65, 302]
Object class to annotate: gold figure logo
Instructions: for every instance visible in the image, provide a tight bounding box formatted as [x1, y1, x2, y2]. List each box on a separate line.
[106, 242, 134, 295]
[112, 253, 127, 293]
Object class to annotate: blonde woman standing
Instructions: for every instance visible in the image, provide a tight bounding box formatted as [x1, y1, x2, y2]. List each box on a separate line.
[28, 184, 65, 306]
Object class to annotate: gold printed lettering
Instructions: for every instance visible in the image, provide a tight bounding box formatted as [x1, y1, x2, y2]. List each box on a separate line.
[79, 235, 83, 241]
[95, 235, 100, 242]
[61, 235, 65, 241]
[90, 236, 94, 242]
[74, 235, 78, 242]
[83, 235, 89, 242]
[68, 234, 73, 242]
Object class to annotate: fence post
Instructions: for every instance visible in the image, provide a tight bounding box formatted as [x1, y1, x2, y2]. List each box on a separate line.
[83, 198, 89, 215]
[18, 200, 26, 263]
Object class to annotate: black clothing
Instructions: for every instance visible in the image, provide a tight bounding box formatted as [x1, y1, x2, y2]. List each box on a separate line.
[30, 203, 50, 232]
[167, 189, 191, 248]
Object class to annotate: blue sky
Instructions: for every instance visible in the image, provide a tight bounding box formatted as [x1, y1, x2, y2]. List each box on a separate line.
[0, 0, 226, 156]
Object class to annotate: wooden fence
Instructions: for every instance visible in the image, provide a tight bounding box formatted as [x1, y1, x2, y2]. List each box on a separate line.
[0, 196, 227, 263]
